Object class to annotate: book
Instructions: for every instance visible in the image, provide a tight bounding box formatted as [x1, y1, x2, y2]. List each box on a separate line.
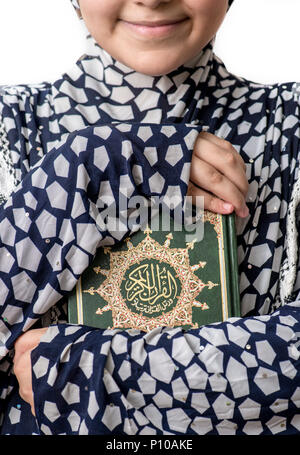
[68, 210, 240, 332]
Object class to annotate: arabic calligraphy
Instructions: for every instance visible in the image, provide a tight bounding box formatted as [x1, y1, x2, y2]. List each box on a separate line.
[122, 260, 180, 316]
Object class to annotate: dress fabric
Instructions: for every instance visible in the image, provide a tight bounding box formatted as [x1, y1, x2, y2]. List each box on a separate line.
[0, 5, 300, 435]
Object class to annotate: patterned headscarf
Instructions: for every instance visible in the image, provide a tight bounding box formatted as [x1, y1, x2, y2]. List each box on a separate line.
[57, 0, 236, 130]
[70, 0, 79, 9]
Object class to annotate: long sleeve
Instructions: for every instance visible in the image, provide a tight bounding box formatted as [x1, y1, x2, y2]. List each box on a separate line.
[31, 302, 300, 435]
[0, 122, 200, 358]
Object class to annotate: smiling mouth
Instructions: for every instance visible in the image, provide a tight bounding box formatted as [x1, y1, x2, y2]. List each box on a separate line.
[120, 18, 189, 38]
[124, 18, 188, 27]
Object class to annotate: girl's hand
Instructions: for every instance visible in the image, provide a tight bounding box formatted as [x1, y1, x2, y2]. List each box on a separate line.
[13, 328, 48, 416]
[187, 131, 249, 218]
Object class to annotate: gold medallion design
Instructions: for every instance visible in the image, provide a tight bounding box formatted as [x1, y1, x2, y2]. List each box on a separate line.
[83, 225, 219, 332]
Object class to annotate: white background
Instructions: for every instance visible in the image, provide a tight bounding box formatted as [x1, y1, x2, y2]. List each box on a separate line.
[0, 0, 299, 85]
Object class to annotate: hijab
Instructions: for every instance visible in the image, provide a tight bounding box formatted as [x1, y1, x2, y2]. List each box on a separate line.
[51, 1, 235, 133]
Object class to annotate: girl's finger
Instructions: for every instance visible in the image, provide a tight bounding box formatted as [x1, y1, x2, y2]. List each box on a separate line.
[187, 182, 234, 215]
[193, 136, 248, 196]
[189, 157, 249, 218]
[198, 131, 246, 171]
[14, 328, 48, 364]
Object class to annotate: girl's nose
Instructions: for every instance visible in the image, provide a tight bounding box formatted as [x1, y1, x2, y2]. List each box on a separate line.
[134, 0, 172, 8]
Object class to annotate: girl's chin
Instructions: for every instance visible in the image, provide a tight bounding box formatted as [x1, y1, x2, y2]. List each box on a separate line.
[117, 53, 187, 76]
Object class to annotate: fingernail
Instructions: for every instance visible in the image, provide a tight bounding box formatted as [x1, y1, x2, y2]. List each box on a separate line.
[223, 202, 233, 212]
[241, 205, 249, 217]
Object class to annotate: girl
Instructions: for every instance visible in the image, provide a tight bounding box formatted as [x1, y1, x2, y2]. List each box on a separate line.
[1, 0, 300, 435]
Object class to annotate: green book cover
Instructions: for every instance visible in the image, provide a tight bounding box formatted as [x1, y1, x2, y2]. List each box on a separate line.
[68, 210, 240, 332]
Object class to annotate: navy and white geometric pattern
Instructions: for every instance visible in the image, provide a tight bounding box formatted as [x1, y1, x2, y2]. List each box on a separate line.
[30, 306, 300, 435]
[0, 0, 300, 434]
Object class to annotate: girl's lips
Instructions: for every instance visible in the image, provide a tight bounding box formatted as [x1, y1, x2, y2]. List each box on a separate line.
[120, 18, 189, 39]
